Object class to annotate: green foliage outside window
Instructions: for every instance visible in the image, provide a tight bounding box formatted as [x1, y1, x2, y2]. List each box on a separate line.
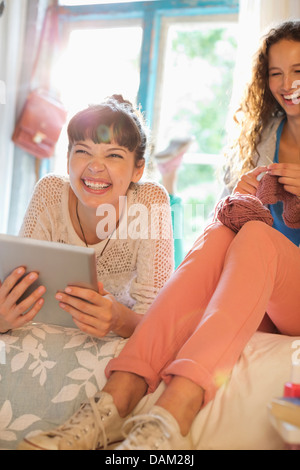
[167, 26, 238, 250]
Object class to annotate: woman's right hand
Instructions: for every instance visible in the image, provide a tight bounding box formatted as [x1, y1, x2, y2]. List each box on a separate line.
[233, 166, 268, 196]
[0, 267, 46, 333]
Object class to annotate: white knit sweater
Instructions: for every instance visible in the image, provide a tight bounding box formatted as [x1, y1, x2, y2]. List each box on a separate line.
[19, 174, 174, 315]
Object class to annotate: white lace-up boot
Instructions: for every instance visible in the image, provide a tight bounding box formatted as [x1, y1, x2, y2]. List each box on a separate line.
[18, 392, 130, 450]
[116, 406, 193, 450]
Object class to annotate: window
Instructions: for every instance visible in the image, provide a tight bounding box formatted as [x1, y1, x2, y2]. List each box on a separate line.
[53, 22, 143, 175]
[59, 0, 155, 4]
[154, 18, 238, 251]
[52, 26, 143, 113]
[53, 2, 239, 254]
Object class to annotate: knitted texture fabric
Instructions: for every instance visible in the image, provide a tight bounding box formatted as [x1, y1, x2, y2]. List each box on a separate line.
[256, 173, 300, 229]
[215, 172, 300, 232]
[214, 194, 274, 233]
[19, 174, 174, 315]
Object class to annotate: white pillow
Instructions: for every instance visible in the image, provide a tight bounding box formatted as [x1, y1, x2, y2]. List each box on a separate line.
[135, 332, 299, 450]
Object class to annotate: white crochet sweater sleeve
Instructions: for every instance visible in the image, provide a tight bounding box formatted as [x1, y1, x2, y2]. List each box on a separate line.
[19, 175, 174, 315]
[126, 181, 174, 314]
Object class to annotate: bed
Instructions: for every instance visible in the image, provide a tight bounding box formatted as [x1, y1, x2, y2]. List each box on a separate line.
[0, 322, 298, 450]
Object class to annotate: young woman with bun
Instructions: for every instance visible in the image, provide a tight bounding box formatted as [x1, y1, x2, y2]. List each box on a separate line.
[0, 95, 174, 337]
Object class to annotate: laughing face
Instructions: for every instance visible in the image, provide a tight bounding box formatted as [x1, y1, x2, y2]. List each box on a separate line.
[68, 139, 144, 214]
[268, 39, 300, 117]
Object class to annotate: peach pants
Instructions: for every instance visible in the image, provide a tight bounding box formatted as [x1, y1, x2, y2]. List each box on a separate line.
[106, 221, 300, 405]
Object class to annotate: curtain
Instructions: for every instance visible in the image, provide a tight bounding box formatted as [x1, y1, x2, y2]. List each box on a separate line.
[0, 0, 28, 234]
[6, 0, 51, 235]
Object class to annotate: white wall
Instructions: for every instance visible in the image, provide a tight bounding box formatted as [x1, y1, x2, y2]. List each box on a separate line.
[260, 0, 300, 32]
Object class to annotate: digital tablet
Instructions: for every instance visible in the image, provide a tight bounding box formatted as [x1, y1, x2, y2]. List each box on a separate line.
[0, 233, 98, 328]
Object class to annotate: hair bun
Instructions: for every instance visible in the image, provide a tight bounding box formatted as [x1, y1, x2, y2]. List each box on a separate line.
[109, 94, 132, 107]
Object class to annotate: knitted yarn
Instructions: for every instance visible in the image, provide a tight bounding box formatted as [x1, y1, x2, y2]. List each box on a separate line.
[215, 173, 300, 233]
[256, 172, 283, 205]
[214, 193, 274, 233]
[256, 173, 300, 229]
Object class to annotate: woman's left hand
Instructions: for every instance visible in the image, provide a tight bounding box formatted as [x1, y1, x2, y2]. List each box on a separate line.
[55, 282, 119, 337]
[267, 163, 300, 197]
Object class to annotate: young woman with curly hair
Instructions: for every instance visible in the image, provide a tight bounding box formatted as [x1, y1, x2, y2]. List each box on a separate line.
[224, 19, 300, 246]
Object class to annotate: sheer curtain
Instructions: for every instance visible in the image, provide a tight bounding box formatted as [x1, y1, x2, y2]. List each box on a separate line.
[0, 0, 28, 234]
[6, 0, 50, 235]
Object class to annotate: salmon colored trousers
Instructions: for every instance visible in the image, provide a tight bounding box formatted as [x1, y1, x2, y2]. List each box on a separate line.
[106, 221, 300, 406]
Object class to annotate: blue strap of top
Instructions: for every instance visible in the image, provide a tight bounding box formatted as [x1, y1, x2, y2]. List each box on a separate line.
[269, 119, 300, 247]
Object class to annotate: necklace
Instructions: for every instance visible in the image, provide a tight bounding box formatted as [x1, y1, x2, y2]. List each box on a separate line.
[75, 199, 112, 257]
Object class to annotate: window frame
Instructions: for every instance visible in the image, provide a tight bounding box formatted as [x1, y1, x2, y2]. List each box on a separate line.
[57, 0, 239, 132]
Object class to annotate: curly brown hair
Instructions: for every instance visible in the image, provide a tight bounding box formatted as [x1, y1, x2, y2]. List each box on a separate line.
[225, 20, 300, 186]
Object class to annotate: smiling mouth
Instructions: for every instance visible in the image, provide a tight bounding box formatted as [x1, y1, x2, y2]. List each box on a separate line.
[283, 89, 300, 102]
[83, 179, 111, 190]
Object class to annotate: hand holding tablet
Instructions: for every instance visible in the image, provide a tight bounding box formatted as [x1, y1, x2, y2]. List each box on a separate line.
[0, 266, 47, 332]
[0, 234, 98, 330]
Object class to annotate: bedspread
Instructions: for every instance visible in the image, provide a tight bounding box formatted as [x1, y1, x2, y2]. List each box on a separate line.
[0, 322, 126, 450]
[0, 323, 299, 450]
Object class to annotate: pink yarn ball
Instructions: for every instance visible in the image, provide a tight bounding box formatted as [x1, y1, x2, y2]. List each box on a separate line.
[214, 194, 274, 233]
